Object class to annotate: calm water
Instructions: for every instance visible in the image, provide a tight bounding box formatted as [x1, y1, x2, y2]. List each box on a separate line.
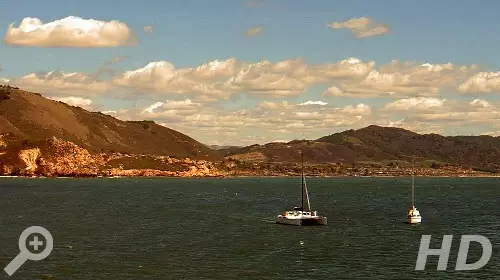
[0, 177, 498, 279]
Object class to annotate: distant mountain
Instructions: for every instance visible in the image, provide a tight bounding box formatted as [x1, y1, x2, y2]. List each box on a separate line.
[0, 86, 220, 160]
[221, 125, 500, 171]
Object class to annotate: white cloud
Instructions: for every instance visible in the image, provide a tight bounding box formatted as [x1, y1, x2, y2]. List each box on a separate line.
[345, 70, 439, 96]
[138, 99, 204, 120]
[285, 122, 306, 129]
[107, 101, 373, 145]
[49, 96, 92, 107]
[324, 61, 477, 98]
[378, 119, 446, 135]
[384, 97, 447, 111]
[101, 110, 117, 115]
[9, 71, 110, 97]
[297, 100, 328, 106]
[329, 17, 389, 38]
[313, 57, 375, 80]
[113, 60, 236, 100]
[143, 100, 202, 114]
[382, 97, 500, 125]
[143, 102, 164, 114]
[458, 72, 500, 93]
[0, 78, 10, 84]
[101, 94, 500, 145]
[258, 101, 293, 110]
[387, 119, 405, 128]
[2, 56, 484, 106]
[246, 26, 263, 36]
[339, 104, 372, 115]
[0, 56, 376, 101]
[144, 26, 153, 33]
[293, 111, 322, 120]
[323, 86, 346, 97]
[4, 16, 135, 47]
[159, 99, 202, 110]
[414, 111, 500, 123]
[113, 57, 375, 100]
[97, 91, 500, 145]
[470, 99, 491, 108]
[483, 130, 500, 136]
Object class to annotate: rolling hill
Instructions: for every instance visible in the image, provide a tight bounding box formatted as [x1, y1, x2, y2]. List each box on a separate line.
[2, 85, 499, 172]
[221, 125, 500, 171]
[0, 86, 219, 160]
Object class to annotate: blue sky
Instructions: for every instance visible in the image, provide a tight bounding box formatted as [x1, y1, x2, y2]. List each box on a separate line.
[2, 0, 500, 73]
[1, 0, 500, 144]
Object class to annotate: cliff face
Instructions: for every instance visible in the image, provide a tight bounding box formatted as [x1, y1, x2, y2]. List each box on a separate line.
[0, 136, 101, 176]
[0, 136, 221, 177]
[37, 137, 104, 176]
[17, 148, 41, 173]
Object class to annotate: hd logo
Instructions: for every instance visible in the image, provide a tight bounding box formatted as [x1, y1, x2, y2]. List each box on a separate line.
[415, 235, 493, 271]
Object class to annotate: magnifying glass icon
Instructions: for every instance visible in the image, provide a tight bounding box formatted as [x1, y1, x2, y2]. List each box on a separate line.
[4, 226, 53, 276]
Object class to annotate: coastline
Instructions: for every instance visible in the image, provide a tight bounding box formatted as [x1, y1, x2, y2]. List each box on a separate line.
[1, 174, 498, 179]
[2, 136, 498, 180]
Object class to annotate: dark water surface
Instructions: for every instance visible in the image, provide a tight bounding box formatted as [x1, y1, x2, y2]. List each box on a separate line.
[0, 177, 498, 279]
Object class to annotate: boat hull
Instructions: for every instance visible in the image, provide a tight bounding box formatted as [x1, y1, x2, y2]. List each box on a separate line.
[407, 207, 422, 224]
[407, 216, 422, 224]
[276, 216, 327, 226]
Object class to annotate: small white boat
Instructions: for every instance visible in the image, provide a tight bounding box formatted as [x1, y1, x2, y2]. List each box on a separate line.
[408, 205, 421, 224]
[407, 158, 422, 224]
[276, 209, 327, 226]
[276, 152, 327, 226]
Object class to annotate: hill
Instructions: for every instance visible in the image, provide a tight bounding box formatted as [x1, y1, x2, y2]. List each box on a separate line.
[1, 85, 499, 174]
[221, 125, 500, 172]
[0, 86, 219, 160]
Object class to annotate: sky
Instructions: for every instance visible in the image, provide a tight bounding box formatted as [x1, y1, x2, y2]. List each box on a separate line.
[1, 0, 500, 145]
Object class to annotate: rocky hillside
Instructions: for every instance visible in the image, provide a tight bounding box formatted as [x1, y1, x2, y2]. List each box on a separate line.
[0, 86, 219, 160]
[221, 125, 500, 172]
[1, 85, 499, 174]
[221, 140, 357, 163]
[0, 136, 221, 177]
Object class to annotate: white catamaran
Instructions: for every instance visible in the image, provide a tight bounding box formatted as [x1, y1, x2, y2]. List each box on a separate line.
[407, 158, 422, 224]
[276, 152, 327, 226]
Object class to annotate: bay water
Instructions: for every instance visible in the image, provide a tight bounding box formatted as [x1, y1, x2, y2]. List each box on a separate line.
[0, 177, 498, 279]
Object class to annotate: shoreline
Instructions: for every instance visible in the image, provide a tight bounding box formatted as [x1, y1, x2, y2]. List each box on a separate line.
[1, 174, 499, 179]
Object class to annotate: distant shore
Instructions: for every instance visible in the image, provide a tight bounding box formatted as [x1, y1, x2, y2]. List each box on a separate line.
[1, 174, 499, 179]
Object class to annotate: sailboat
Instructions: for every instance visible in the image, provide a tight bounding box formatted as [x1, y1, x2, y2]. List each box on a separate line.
[407, 157, 422, 224]
[275, 152, 327, 226]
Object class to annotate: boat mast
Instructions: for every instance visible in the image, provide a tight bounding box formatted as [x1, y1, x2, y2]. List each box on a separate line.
[301, 152, 312, 212]
[411, 156, 415, 208]
[301, 152, 304, 210]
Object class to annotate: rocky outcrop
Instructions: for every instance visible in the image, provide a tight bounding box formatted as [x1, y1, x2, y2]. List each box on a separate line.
[0, 136, 495, 177]
[0, 137, 222, 177]
[18, 148, 41, 174]
[182, 160, 220, 177]
[103, 168, 177, 177]
[39, 136, 104, 176]
[102, 159, 222, 177]
[0, 135, 6, 148]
